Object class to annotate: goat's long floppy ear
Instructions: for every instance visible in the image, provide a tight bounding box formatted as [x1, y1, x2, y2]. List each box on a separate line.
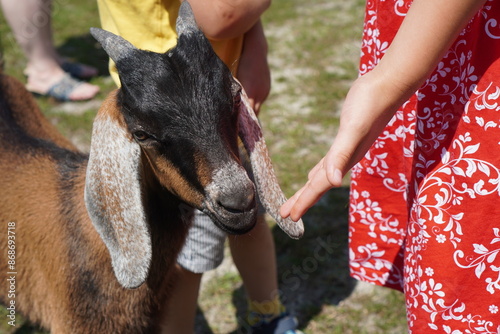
[84, 93, 152, 289]
[236, 82, 305, 239]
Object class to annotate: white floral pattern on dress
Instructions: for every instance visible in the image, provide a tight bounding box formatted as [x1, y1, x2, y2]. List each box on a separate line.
[349, 0, 500, 332]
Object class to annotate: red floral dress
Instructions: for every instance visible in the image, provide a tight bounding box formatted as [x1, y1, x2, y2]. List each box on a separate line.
[349, 0, 500, 332]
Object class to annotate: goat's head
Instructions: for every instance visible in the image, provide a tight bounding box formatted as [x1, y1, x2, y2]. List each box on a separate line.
[85, 1, 304, 289]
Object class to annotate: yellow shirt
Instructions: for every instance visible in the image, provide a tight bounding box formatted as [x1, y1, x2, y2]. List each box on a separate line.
[97, 0, 243, 86]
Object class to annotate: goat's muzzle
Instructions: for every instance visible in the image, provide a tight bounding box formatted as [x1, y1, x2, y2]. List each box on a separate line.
[202, 162, 257, 234]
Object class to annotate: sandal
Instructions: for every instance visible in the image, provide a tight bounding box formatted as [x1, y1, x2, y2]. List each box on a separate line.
[61, 60, 98, 79]
[31, 74, 93, 102]
[250, 312, 305, 334]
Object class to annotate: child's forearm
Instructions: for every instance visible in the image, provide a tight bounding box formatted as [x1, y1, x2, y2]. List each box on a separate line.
[237, 19, 270, 114]
[187, 0, 271, 41]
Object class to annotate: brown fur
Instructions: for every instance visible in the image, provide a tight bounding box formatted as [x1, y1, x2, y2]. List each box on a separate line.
[143, 150, 206, 208]
[0, 73, 76, 151]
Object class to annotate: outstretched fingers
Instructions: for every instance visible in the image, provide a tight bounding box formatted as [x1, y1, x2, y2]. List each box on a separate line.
[280, 124, 363, 222]
[280, 157, 343, 222]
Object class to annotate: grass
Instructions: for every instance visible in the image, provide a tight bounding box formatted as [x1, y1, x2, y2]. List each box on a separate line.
[0, 0, 407, 333]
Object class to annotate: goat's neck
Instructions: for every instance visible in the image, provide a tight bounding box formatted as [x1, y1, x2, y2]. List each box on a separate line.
[136, 157, 192, 288]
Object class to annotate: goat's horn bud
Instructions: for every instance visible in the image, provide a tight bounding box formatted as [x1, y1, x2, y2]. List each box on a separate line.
[176, 1, 198, 35]
[90, 27, 136, 64]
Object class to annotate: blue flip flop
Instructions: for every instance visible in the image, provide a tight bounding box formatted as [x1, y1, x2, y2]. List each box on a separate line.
[40, 74, 84, 101]
[250, 312, 305, 334]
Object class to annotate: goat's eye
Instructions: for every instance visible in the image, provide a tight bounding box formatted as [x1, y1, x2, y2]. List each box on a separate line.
[133, 131, 150, 142]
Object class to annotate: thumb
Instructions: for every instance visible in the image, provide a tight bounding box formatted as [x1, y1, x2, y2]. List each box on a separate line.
[284, 158, 343, 222]
[283, 130, 361, 221]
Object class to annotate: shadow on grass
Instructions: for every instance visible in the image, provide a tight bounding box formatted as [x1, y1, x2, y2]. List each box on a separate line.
[56, 33, 110, 78]
[190, 187, 355, 334]
[233, 187, 355, 333]
[0, 311, 47, 334]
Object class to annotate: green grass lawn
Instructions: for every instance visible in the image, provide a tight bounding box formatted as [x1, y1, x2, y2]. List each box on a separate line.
[0, 1, 407, 333]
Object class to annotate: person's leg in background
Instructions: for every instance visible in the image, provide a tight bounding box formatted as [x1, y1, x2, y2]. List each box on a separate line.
[162, 212, 302, 334]
[0, 0, 99, 101]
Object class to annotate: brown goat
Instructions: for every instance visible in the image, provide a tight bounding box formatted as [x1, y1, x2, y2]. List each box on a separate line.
[0, 2, 303, 333]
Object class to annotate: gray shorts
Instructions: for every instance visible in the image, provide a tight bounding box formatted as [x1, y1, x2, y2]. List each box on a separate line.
[177, 209, 227, 273]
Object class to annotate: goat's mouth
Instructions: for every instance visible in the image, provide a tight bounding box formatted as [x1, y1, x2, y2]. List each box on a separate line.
[201, 163, 258, 234]
[201, 197, 257, 235]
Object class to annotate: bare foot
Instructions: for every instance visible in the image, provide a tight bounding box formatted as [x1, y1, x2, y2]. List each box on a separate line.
[25, 65, 100, 101]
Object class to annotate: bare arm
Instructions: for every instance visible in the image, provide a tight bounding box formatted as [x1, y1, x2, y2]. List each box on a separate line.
[281, 0, 487, 221]
[186, 1, 271, 111]
[236, 19, 270, 114]
[187, 0, 271, 40]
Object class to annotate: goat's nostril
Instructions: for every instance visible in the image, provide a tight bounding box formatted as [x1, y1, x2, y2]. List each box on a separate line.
[217, 191, 255, 213]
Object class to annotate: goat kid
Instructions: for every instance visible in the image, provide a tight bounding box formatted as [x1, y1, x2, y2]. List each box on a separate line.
[0, 2, 303, 333]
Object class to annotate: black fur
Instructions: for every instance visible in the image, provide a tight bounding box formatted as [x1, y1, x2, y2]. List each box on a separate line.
[114, 30, 241, 194]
